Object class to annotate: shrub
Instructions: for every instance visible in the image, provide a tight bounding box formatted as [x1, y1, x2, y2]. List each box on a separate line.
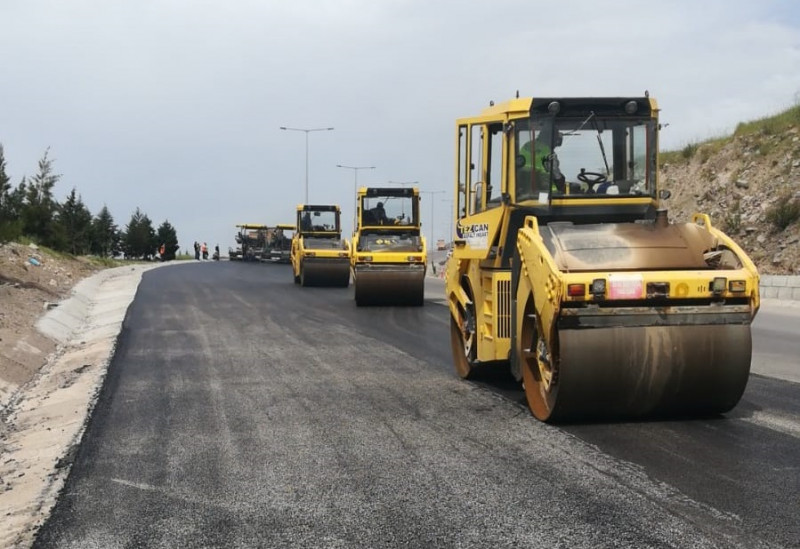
[722, 199, 742, 234]
[765, 192, 800, 231]
[681, 142, 698, 159]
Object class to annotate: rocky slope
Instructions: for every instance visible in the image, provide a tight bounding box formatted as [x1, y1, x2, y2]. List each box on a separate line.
[663, 124, 800, 275]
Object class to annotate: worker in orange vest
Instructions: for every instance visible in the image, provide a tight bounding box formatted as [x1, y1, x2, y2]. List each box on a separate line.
[201, 242, 208, 260]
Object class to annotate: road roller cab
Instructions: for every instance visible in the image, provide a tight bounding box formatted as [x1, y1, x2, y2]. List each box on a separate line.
[351, 187, 427, 306]
[446, 95, 760, 422]
[290, 205, 351, 287]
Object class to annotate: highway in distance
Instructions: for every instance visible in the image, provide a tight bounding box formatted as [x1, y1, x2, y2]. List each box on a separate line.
[35, 261, 800, 548]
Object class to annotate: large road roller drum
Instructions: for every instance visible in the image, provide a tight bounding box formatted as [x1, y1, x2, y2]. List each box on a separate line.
[300, 256, 351, 287]
[353, 264, 425, 306]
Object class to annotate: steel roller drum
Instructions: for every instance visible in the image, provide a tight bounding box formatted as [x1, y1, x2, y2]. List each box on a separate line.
[354, 265, 425, 306]
[534, 324, 752, 421]
[301, 258, 351, 287]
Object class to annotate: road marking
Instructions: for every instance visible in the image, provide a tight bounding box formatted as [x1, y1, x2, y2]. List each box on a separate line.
[110, 478, 160, 492]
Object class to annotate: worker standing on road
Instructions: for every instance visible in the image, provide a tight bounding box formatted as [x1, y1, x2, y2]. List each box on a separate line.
[201, 242, 208, 260]
[159, 243, 166, 261]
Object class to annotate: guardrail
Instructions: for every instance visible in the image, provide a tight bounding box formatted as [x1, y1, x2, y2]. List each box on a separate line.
[760, 275, 800, 301]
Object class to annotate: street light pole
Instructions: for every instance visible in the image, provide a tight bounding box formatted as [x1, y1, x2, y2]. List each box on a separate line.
[441, 198, 454, 244]
[280, 126, 334, 203]
[420, 190, 445, 252]
[337, 164, 376, 229]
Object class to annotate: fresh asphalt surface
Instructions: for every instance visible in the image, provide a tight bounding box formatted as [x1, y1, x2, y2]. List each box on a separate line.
[36, 261, 800, 548]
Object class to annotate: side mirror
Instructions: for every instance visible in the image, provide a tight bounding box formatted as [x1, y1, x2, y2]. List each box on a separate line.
[515, 155, 526, 168]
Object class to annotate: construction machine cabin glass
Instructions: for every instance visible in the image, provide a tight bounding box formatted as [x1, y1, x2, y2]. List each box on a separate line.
[298, 207, 339, 234]
[360, 189, 419, 228]
[514, 109, 657, 202]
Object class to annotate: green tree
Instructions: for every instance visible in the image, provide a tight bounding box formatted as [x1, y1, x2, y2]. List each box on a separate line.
[155, 219, 180, 261]
[0, 144, 22, 242]
[58, 187, 93, 255]
[21, 148, 62, 248]
[122, 207, 156, 259]
[90, 205, 119, 257]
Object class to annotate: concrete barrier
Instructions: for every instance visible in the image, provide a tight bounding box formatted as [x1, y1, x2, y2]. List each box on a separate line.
[760, 275, 800, 301]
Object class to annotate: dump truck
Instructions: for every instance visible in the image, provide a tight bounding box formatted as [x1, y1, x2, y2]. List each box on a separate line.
[351, 187, 427, 306]
[446, 95, 760, 422]
[235, 224, 269, 261]
[290, 204, 351, 287]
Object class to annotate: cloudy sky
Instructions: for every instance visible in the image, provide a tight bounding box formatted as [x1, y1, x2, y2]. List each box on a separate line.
[1, 0, 799, 252]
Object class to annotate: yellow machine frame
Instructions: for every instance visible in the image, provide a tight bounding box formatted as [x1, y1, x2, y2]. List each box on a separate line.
[289, 205, 351, 287]
[446, 96, 760, 422]
[351, 186, 427, 306]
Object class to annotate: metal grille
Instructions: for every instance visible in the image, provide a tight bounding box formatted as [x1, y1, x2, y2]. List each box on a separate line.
[496, 279, 511, 339]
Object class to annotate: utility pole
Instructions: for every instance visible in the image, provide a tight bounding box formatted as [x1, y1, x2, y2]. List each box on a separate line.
[420, 190, 445, 255]
[441, 198, 454, 245]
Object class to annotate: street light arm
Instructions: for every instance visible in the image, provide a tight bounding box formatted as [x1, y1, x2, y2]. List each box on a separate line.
[280, 126, 335, 133]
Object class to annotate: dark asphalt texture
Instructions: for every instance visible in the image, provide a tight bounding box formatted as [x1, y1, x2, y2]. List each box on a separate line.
[35, 261, 800, 548]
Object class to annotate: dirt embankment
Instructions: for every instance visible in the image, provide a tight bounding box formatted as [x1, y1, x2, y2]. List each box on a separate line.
[0, 243, 100, 409]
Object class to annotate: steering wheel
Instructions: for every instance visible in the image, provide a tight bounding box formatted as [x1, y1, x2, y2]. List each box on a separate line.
[577, 170, 608, 192]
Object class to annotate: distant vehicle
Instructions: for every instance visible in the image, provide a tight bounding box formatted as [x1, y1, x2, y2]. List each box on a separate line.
[235, 224, 269, 261]
[437, 239, 447, 250]
[290, 204, 350, 287]
[268, 225, 294, 263]
[351, 186, 426, 306]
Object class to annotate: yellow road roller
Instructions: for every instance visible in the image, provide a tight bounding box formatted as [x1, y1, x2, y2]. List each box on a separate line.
[290, 204, 351, 287]
[351, 187, 427, 306]
[446, 95, 760, 422]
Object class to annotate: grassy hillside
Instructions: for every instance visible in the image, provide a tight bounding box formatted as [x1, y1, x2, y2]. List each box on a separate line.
[660, 104, 800, 275]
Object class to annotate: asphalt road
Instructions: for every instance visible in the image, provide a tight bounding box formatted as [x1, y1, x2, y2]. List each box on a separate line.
[35, 262, 800, 548]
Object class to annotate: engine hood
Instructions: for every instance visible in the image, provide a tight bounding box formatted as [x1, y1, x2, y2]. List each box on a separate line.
[541, 221, 717, 272]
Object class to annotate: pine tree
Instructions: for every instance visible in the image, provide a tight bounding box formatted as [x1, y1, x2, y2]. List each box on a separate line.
[155, 220, 180, 261]
[21, 148, 62, 248]
[0, 144, 10, 205]
[58, 187, 93, 255]
[122, 207, 156, 259]
[0, 144, 22, 242]
[90, 205, 119, 257]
